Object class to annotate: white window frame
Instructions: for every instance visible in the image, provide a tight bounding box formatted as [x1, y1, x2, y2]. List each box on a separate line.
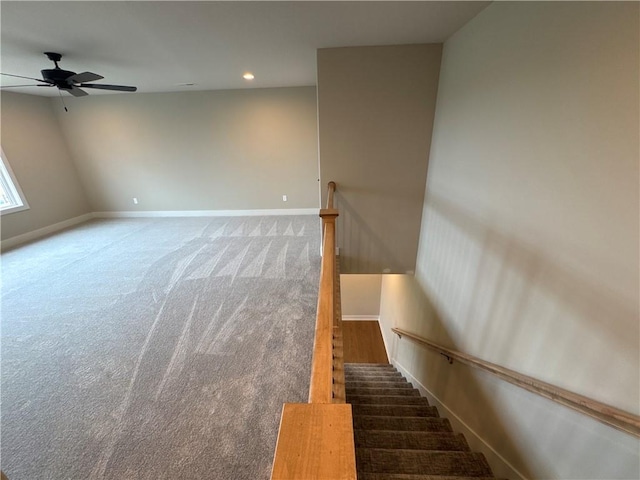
[0, 148, 29, 215]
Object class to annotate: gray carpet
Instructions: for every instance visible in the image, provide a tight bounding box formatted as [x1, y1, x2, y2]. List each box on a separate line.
[1, 215, 321, 480]
[345, 364, 498, 480]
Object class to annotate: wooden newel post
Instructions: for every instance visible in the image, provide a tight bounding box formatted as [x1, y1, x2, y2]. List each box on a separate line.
[319, 208, 339, 245]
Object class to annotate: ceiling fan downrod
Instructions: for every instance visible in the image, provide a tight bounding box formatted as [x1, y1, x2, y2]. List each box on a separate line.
[44, 51, 63, 68]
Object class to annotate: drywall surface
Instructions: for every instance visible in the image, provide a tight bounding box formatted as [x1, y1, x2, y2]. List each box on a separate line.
[317, 44, 442, 274]
[0, 92, 90, 241]
[54, 87, 319, 212]
[340, 274, 382, 318]
[380, 2, 639, 479]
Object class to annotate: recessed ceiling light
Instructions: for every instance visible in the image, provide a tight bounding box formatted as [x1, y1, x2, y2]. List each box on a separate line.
[243, 73, 255, 80]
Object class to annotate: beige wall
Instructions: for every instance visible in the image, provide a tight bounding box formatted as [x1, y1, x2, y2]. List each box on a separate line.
[317, 44, 442, 274]
[55, 87, 319, 212]
[0, 92, 90, 241]
[340, 274, 381, 317]
[380, 2, 639, 479]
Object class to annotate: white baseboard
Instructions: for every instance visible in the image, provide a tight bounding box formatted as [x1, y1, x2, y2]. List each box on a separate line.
[392, 359, 526, 480]
[1, 209, 319, 250]
[1, 213, 94, 250]
[379, 325, 393, 363]
[93, 208, 319, 218]
[342, 315, 380, 321]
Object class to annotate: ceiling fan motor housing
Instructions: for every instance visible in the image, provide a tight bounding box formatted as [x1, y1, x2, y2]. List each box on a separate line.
[41, 68, 76, 88]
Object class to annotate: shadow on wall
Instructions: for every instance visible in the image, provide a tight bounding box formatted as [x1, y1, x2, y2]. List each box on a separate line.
[381, 273, 536, 480]
[381, 191, 639, 479]
[418, 192, 637, 410]
[334, 191, 403, 274]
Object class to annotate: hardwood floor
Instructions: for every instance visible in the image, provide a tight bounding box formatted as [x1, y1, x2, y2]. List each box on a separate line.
[342, 321, 388, 364]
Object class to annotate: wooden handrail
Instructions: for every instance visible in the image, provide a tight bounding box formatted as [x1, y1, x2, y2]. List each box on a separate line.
[271, 182, 356, 479]
[392, 327, 640, 438]
[308, 209, 338, 403]
[308, 181, 339, 403]
[327, 181, 336, 209]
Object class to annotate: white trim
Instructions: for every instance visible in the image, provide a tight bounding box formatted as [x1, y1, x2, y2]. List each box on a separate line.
[392, 359, 527, 480]
[342, 315, 380, 321]
[1, 213, 94, 250]
[1, 203, 29, 216]
[379, 324, 393, 362]
[1, 208, 319, 250]
[93, 208, 319, 218]
[0, 148, 30, 215]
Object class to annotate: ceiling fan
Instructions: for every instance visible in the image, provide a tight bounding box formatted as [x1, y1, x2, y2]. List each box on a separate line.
[0, 52, 137, 97]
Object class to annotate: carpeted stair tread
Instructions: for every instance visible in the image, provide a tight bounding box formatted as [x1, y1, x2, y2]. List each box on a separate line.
[347, 395, 430, 406]
[357, 475, 502, 480]
[356, 449, 493, 476]
[347, 364, 497, 479]
[348, 380, 413, 389]
[345, 376, 406, 383]
[345, 363, 397, 368]
[354, 415, 453, 432]
[354, 431, 469, 451]
[346, 370, 400, 376]
[353, 405, 439, 418]
[345, 373, 405, 380]
[345, 367, 402, 374]
[347, 387, 422, 397]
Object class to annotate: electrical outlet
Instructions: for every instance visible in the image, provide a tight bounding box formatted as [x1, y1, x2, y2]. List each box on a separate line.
[282, 195, 287, 202]
[133, 197, 138, 205]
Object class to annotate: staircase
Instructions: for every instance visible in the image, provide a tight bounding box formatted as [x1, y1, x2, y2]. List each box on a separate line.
[345, 363, 502, 480]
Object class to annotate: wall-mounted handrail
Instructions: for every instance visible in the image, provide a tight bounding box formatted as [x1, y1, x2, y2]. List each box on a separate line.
[392, 327, 640, 438]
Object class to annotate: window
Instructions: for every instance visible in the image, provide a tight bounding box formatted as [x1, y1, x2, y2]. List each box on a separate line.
[0, 149, 29, 215]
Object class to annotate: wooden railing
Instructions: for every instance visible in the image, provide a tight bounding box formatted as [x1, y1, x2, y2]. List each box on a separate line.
[271, 182, 357, 480]
[309, 181, 339, 403]
[392, 327, 640, 438]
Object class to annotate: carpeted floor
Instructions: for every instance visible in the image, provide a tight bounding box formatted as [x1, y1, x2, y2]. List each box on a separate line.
[1, 215, 321, 480]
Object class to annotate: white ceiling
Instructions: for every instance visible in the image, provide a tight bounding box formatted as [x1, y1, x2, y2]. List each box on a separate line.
[0, 1, 489, 96]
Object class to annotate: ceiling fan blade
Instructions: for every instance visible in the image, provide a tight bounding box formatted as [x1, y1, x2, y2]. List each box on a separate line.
[79, 83, 137, 92]
[67, 71, 103, 84]
[1, 72, 50, 83]
[66, 86, 88, 97]
[0, 84, 52, 88]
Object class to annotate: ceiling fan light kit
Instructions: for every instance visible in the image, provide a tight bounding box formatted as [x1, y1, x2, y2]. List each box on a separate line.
[1, 52, 138, 99]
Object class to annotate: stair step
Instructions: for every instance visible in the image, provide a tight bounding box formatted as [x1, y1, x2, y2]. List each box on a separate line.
[345, 373, 404, 380]
[356, 449, 493, 476]
[357, 475, 501, 480]
[345, 367, 401, 373]
[345, 363, 396, 369]
[347, 395, 430, 406]
[345, 363, 398, 373]
[354, 431, 469, 451]
[348, 381, 412, 389]
[346, 377, 405, 384]
[354, 416, 452, 432]
[353, 405, 439, 418]
[347, 387, 421, 397]
[345, 366, 398, 373]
